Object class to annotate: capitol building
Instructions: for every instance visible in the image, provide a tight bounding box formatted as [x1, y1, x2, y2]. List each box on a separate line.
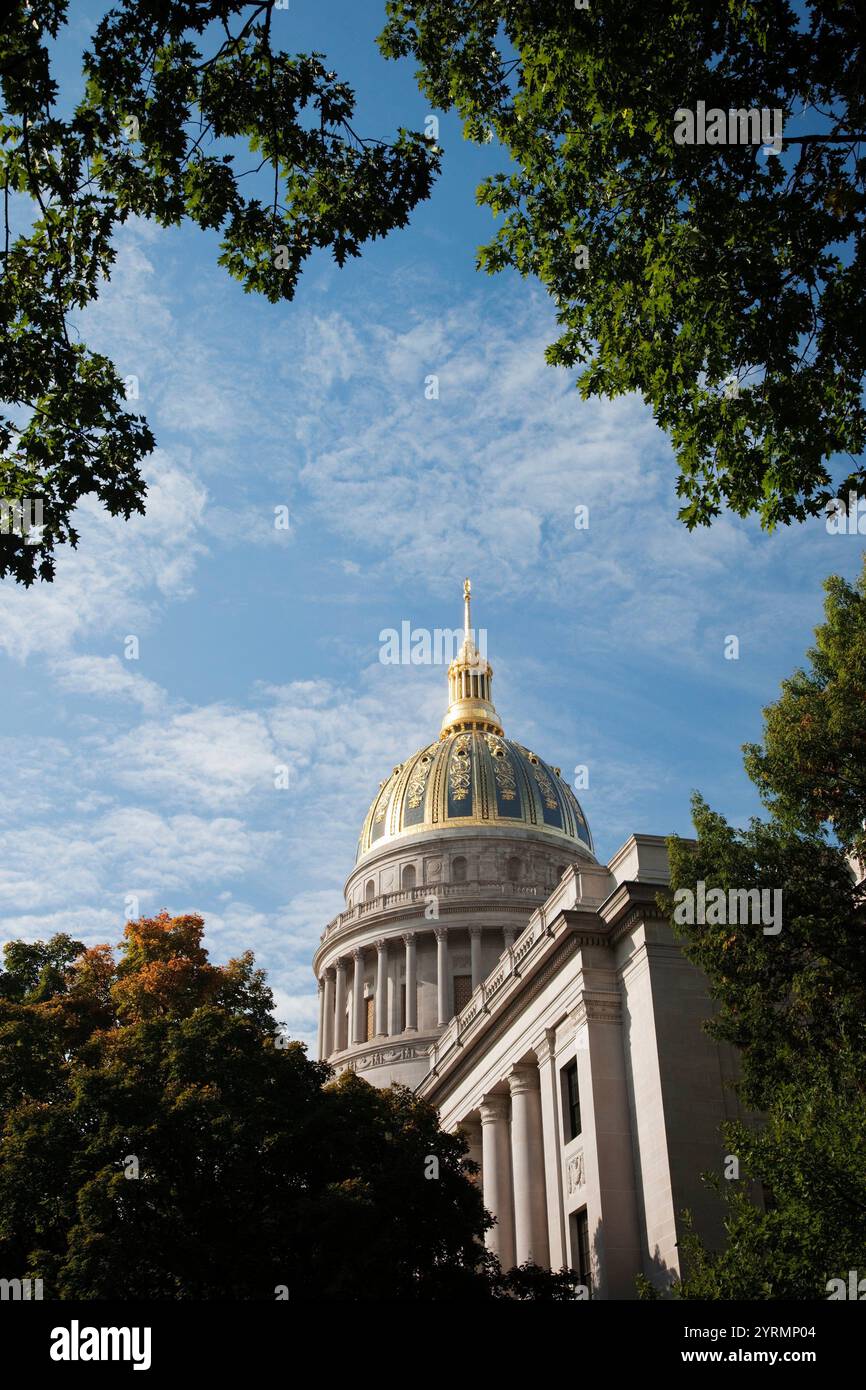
[312, 583, 743, 1297]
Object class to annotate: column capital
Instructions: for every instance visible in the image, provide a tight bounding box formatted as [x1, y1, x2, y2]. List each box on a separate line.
[468, 925, 482, 939]
[335, 956, 347, 974]
[479, 1094, 509, 1123]
[572, 988, 622, 1028]
[351, 946, 364, 962]
[375, 936, 388, 953]
[434, 925, 449, 941]
[507, 1063, 540, 1096]
[324, 964, 336, 981]
[402, 930, 416, 947]
[533, 1027, 557, 1067]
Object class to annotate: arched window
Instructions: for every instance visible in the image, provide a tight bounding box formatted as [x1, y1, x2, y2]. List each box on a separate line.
[452, 856, 467, 884]
[401, 864, 416, 890]
[365, 879, 375, 902]
[507, 856, 521, 883]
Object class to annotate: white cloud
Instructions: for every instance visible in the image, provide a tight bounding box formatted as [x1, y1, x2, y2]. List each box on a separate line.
[96, 807, 278, 891]
[51, 655, 165, 713]
[1, 230, 860, 1050]
[0, 456, 207, 663]
[106, 706, 279, 809]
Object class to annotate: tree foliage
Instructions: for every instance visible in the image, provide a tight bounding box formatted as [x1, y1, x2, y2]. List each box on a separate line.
[672, 1058, 866, 1300]
[743, 566, 866, 863]
[0, 911, 579, 1299]
[0, 1, 439, 585]
[380, 0, 866, 530]
[664, 559, 866, 1298]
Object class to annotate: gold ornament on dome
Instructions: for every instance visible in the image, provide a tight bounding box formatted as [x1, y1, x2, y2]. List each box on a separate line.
[484, 733, 517, 800]
[374, 766, 399, 822]
[531, 761, 559, 810]
[449, 734, 472, 801]
[406, 746, 435, 809]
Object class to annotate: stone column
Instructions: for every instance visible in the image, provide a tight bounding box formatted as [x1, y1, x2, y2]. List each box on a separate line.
[470, 926, 482, 991]
[375, 938, 388, 1037]
[480, 1095, 515, 1269]
[460, 1118, 484, 1184]
[535, 1030, 566, 1268]
[572, 980, 642, 1298]
[334, 958, 347, 1053]
[388, 953, 401, 1036]
[435, 927, 450, 1026]
[508, 1063, 550, 1267]
[351, 948, 366, 1045]
[316, 977, 325, 1060]
[322, 967, 336, 1059]
[403, 932, 417, 1031]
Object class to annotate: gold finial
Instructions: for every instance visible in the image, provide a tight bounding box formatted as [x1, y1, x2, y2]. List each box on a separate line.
[440, 577, 504, 738]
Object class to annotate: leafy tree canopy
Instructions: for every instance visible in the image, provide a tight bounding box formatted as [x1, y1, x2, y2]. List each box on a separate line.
[0, 910, 580, 1299]
[380, 0, 866, 530]
[744, 566, 866, 862]
[664, 558, 866, 1297]
[0, 1, 439, 585]
[672, 1056, 866, 1300]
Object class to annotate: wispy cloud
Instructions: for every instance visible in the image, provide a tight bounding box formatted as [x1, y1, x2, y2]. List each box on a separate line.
[1, 214, 860, 1061]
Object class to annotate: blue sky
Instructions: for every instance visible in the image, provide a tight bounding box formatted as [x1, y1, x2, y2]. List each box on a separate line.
[0, 0, 862, 1049]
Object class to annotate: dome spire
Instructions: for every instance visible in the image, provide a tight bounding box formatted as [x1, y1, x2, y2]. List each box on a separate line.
[440, 578, 504, 738]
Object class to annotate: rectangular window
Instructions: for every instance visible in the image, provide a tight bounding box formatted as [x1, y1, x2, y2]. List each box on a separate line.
[570, 1209, 592, 1292]
[453, 974, 472, 1013]
[561, 1060, 582, 1141]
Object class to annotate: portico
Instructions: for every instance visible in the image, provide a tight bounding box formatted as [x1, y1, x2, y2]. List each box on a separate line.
[420, 840, 746, 1296]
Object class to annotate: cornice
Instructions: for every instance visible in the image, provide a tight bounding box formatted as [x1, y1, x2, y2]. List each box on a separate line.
[598, 879, 670, 945]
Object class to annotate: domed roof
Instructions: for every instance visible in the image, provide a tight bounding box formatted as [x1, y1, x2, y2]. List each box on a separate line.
[356, 729, 593, 864]
[355, 580, 592, 865]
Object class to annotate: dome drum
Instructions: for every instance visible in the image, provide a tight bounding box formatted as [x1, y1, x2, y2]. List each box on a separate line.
[344, 828, 584, 912]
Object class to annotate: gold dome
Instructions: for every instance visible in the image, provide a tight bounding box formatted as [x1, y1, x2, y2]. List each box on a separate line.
[355, 582, 593, 865]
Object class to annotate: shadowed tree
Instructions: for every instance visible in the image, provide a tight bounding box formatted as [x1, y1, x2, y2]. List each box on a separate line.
[0, 911, 582, 1299]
